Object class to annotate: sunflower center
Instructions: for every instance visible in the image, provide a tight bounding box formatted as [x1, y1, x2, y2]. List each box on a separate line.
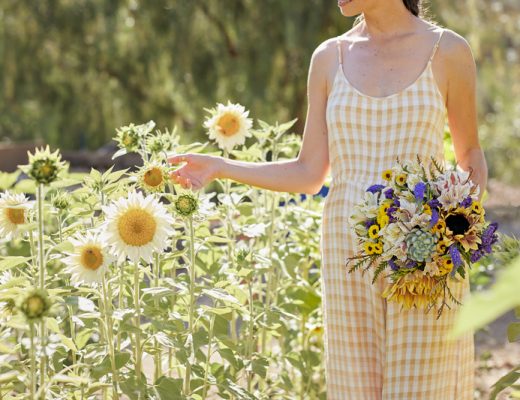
[143, 167, 163, 187]
[445, 214, 470, 235]
[80, 246, 104, 270]
[117, 208, 157, 246]
[26, 296, 45, 318]
[217, 114, 240, 136]
[5, 208, 25, 225]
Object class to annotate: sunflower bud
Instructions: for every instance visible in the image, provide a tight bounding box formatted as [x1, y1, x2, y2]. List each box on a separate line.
[18, 288, 52, 322]
[173, 193, 198, 217]
[20, 146, 67, 185]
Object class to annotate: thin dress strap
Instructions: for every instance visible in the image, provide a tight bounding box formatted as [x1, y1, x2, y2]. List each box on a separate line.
[428, 28, 445, 63]
[336, 37, 343, 66]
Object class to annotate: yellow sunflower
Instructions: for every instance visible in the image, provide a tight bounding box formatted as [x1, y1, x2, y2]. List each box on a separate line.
[382, 169, 393, 181]
[0, 192, 32, 240]
[203, 101, 253, 152]
[368, 224, 380, 239]
[382, 270, 443, 310]
[101, 191, 175, 263]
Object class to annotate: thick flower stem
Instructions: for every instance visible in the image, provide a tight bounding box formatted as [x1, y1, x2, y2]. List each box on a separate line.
[183, 215, 196, 395]
[202, 313, 215, 400]
[117, 263, 124, 352]
[29, 322, 36, 400]
[36, 184, 47, 398]
[102, 277, 120, 399]
[153, 253, 162, 381]
[133, 263, 142, 392]
[261, 191, 278, 356]
[246, 276, 255, 393]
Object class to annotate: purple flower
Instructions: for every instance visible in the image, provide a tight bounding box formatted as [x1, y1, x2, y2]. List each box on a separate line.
[428, 198, 441, 209]
[366, 184, 385, 194]
[386, 206, 397, 216]
[388, 258, 399, 271]
[384, 188, 394, 199]
[365, 219, 376, 228]
[405, 260, 417, 269]
[414, 182, 427, 200]
[470, 249, 484, 263]
[449, 244, 463, 268]
[429, 208, 440, 228]
[460, 196, 473, 208]
[393, 198, 401, 207]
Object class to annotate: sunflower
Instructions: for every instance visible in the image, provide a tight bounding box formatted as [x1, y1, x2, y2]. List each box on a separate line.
[368, 224, 380, 239]
[17, 288, 52, 322]
[364, 242, 376, 255]
[444, 207, 482, 252]
[63, 231, 113, 285]
[0, 192, 32, 240]
[102, 191, 175, 263]
[382, 169, 393, 181]
[137, 162, 168, 193]
[382, 270, 443, 310]
[203, 101, 253, 152]
[395, 173, 408, 186]
[19, 145, 67, 185]
[431, 218, 446, 234]
[437, 257, 454, 276]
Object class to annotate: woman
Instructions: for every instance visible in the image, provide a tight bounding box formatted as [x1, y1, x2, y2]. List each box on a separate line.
[169, 0, 487, 398]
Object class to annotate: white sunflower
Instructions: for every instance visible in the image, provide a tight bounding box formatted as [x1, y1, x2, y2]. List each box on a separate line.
[0, 191, 32, 240]
[63, 231, 112, 285]
[136, 161, 169, 193]
[203, 101, 253, 152]
[101, 191, 174, 263]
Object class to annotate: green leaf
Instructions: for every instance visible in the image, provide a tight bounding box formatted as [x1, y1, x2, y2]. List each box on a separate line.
[0, 256, 31, 272]
[91, 352, 131, 379]
[508, 322, 520, 342]
[449, 255, 520, 339]
[201, 288, 240, 306]
[222, 378, 258, 400]
[154, 376, 184, 400]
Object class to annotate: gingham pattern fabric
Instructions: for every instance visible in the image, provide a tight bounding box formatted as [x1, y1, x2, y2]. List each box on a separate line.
[320, 27, 475, 399]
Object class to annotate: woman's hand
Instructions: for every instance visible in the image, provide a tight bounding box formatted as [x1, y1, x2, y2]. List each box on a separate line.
[168, 153, 223, 191]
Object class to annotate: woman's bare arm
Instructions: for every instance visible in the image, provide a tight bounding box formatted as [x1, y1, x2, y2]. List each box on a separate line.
[169, 41, 333, 195]
[444, 30, 488, 201]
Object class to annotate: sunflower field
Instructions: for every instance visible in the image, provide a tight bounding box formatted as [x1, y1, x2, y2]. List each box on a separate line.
[0, 111, 327, 399]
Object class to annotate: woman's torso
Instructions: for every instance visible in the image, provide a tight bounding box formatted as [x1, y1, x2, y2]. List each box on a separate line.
[324, 27, 448, 210]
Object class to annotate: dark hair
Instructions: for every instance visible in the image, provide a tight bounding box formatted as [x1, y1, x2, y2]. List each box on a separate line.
[402, 0, 421, 16]
[353, 0, 432, 25]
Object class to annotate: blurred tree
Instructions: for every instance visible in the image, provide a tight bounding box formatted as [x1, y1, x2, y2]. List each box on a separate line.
[0, 0, 518, 183]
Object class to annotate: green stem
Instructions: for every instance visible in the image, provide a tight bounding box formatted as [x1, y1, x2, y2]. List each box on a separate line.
[102, 277, 120, 399]
[133, 263, 142, 392]
[36, 184, 47, 398]
[153, 254, 162, 382]
[183, 215, 196, 395]
[67, 304, 77, 374]
[261, 191, 278, 355]
[117, 263, 124, 352]
[247, 276, 255, 393]
[29, 323, 36, 400]
[202, 314, 215, 400]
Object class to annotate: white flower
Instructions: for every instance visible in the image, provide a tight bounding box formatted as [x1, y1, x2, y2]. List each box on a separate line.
[203, 101, 253, 152]
[433, 169, 475, 210]
[0, 192, 32, 240]
[101, 191, 174, 263]
[406, 173, 422, 188]
[63, 231, 113, 285]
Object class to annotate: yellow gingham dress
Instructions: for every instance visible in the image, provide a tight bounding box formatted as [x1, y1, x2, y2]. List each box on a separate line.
[320, 28, 475, 399]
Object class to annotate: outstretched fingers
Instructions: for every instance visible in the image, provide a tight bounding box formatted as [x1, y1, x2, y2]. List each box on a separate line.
[168, 153, 189, 165]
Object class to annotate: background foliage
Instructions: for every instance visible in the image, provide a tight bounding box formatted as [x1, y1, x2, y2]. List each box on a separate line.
[1, 0, 519, 184]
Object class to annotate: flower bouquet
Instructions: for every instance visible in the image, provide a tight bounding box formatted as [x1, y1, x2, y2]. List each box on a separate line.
[346, 155, 499, 319]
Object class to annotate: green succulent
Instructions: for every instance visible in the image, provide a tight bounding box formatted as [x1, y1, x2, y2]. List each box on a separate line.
[405, 229, 437, 262]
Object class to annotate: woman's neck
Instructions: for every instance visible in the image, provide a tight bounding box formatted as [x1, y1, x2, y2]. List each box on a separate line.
[360, 1, 421, 38]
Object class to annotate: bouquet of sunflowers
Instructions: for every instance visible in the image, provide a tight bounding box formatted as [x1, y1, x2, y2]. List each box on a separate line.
[346, 155, 499, 319]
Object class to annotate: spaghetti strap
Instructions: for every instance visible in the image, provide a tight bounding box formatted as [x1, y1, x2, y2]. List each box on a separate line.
[336, 37, 343, 65]
[429, 28, 445, 63]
